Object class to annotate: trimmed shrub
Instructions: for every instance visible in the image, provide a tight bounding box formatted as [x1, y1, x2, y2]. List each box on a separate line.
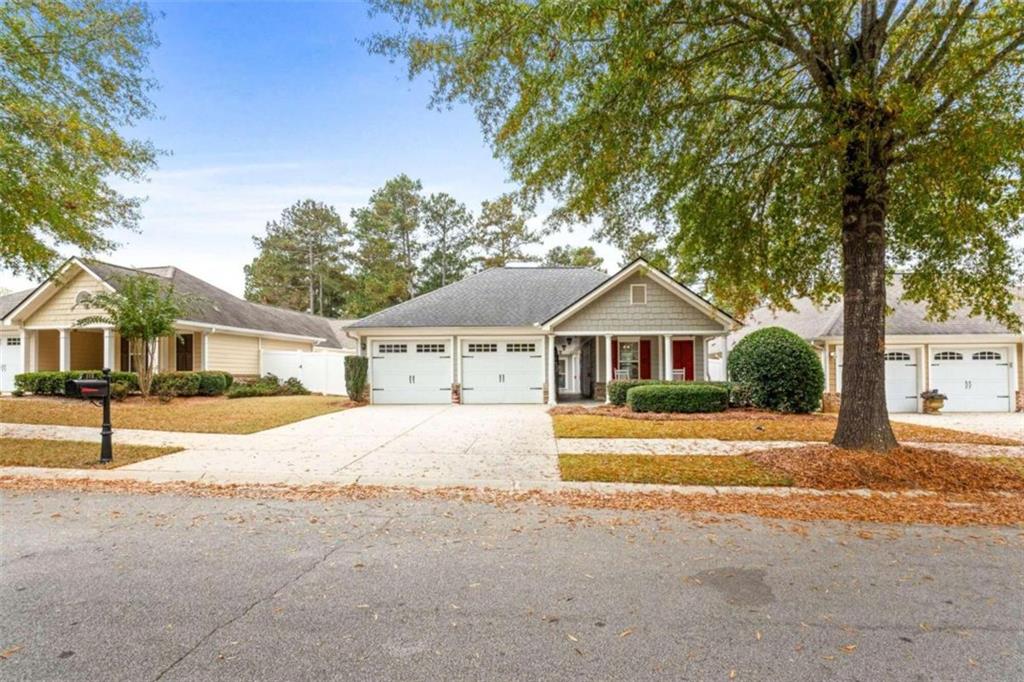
[14, 371, 139, 396]
[219, 371, 234, 389]
[227, 373, 310, 399]
[607, 379, 670, 406]
[195, 371, 228, 396]
[727, 327, 824, 413]
[626, 383, 729, 413]
[150, 371, 201, 397]
[110, 382, 131, 401]
[345, 355, 368, 401]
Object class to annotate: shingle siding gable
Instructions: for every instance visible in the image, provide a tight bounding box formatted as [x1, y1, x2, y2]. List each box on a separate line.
[554, 273, 727, 333]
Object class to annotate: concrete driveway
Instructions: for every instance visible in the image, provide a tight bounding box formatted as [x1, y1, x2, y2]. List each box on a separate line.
[889, 412, 1024, 440]
[115, 404, 559, 486]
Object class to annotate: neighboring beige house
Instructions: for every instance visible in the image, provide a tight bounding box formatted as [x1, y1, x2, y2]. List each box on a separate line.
[709, 276, 1024, 413]
[0, 257, 351, 391]
[345, 258, 740, 405]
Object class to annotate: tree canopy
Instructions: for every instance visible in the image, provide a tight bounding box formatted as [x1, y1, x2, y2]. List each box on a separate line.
[1, 0, 159, 277]
[370, 0, 1023, 325]
[474, 194, 546, 268]
[545, 245, 605, 271]
[244, 200, 352, 317]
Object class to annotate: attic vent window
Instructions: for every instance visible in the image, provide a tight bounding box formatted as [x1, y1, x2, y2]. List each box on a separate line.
[73, 291, 92, 308]
[630, 284, 647, 305]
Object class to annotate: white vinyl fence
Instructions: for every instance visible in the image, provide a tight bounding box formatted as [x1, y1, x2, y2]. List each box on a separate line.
[261, 350, 350, 396]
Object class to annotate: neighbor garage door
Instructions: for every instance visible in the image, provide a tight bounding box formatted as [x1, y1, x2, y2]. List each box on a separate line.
[836, 347, 920, 413]
[930, 348, 1012, 412]
[370, 340, 452, 404]
[0, 333, 24, 393]
[461, 339, 544, 404]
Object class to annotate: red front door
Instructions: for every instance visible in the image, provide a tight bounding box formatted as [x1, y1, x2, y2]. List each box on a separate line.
[672, 340, 695, 381]
[639, 339, 652, 379]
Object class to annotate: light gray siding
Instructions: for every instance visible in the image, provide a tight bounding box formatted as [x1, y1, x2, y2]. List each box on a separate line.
[554, 273, 727, 333]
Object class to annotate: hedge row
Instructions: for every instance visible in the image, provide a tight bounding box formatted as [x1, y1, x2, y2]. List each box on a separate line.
[608, 379, 747, 407]
[150, 371, 234, 397]
[227, 373, 310, 399]
[13, 370, 234, 397]
[14, 371, 140, 396]
[625, 383, 729, 413]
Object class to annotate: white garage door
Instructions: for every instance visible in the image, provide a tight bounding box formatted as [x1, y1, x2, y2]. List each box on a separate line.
[461, 339, 544, 404]
[0, 334, 24, 393]
[370, 340, 452, 404]
[883, 350, 919, 413]
[835, 347, 920, 413]
[930, 348, 1012, 412]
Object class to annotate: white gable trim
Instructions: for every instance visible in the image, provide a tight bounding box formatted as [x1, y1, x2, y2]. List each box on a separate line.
[542, 259, 739, 330]
[1, 258, 115, 325]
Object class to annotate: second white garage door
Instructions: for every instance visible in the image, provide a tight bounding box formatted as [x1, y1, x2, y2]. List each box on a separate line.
[930, 348, 1012, 412]
[371, 340, 452, 404]
[461, 339, 544, 404]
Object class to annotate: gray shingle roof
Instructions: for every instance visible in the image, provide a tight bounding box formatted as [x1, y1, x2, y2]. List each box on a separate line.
[83, 260, 346, 348]
[0, 288, 33, 320]
[348, 267, 610, 329]
[734, 275, 1022, 342]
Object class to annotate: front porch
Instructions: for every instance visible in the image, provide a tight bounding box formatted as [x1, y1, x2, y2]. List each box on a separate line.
[19, 327, 205, 374]
[547, 333, 729, 404]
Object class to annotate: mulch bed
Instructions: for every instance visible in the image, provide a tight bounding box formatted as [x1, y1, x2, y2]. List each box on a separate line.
[745, 445, 1024, 493]
[2, 475, 1023, 527]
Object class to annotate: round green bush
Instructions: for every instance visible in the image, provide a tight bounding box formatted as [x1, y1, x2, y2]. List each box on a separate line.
[727, 327, 824, 413]
[195, 371, 228, 396]
[626, 383, 729, 413]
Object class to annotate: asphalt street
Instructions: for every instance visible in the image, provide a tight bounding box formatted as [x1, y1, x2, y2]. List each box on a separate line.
[1, 489, 1021, 680]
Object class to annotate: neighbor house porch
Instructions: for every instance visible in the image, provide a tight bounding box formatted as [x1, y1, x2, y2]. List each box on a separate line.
[18, 327, 205, 374]
[547, 332, 729, 404]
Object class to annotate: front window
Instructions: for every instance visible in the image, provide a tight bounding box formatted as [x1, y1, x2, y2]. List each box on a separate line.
[617, 341, 639, 380]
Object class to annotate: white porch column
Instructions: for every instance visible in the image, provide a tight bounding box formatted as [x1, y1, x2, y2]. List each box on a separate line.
[202, 332, 210, 370]
[663, 335, 672, 380]
[19, 329, 29, 373]
[604, 334, 613, 403]
[547, 335, 557, 405]
[102, 329, 114, 370]
[151, 338, 160, 373]
[721, 334, 730, 381]
[58, 328, 70, 371]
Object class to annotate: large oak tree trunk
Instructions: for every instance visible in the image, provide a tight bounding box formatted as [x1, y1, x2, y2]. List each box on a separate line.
[832, 159, 899, 451]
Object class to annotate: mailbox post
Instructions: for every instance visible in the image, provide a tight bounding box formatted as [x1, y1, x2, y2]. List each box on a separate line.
[65, 369, 113, 463]
[99, 368, 112, 463]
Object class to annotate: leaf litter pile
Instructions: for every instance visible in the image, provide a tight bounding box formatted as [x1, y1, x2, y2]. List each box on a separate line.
[2, 474, 1022, 527]
[744, 445, 1024, 493]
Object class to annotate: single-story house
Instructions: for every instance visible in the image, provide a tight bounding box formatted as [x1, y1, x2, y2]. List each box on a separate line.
[344, 258, 740, 405]
[0, 257, 352, 392]
[709, 276, 1023, 413]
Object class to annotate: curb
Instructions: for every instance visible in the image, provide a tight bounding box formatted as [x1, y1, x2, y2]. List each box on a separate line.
[2, 466, 1011, 499]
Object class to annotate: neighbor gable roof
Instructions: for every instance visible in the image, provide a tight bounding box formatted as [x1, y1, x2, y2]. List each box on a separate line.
[347, 266, 610, 329]
[3, 257, 347, 348]
[0, 288, 35, 321]
[542, 258, 741, 330]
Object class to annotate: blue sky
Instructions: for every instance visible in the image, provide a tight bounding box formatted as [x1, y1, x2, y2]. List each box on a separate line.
[2, 1, 617, 295]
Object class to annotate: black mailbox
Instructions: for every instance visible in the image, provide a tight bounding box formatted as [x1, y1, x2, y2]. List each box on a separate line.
[66, 378, 109, 399]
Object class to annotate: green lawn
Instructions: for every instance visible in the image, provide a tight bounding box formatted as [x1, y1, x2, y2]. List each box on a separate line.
[558, 453, 793, 487]
[0, 438, 181, 469]
[0, 395, 354, 434]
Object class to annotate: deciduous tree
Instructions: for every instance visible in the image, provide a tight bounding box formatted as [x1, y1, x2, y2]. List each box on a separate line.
[1, 0, 159, 276]
[371, 0, 1024, 451]
[75, 275, 197, 397]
